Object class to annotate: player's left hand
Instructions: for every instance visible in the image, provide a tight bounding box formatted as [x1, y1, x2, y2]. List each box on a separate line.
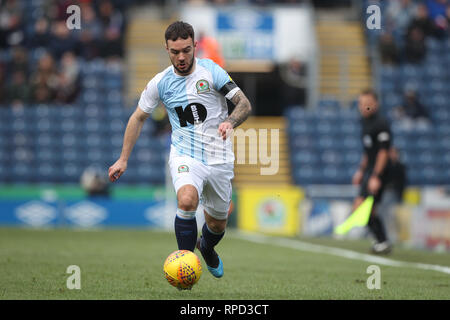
[218, 121, 233, 140]
[368, 175, 381, 195]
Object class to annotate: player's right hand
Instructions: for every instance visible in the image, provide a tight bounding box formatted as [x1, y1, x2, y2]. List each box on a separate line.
[108, 159, 127, 182]
[352, 169, 363, 185]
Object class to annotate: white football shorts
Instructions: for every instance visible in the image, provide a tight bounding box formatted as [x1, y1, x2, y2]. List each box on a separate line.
[168, 151, 234, 220]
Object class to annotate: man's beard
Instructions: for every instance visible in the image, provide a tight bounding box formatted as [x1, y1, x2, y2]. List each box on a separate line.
[173, 57, 194, 75]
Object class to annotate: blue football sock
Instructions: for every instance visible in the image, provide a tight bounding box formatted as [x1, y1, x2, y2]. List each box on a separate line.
[200, 223, 224, 268]
[174, 214, 197, 252]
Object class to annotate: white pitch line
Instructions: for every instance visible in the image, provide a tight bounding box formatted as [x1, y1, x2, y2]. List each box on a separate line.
[232, 232, 450, 275]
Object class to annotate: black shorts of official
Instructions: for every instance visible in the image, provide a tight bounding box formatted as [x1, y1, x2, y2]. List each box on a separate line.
[359, 169, 388, 204]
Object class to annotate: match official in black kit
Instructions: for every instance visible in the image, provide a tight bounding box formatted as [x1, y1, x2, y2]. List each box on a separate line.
[352, 88, 393, 254]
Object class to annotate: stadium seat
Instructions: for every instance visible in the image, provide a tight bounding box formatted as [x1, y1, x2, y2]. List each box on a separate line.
[60, 163, 83, 183]
[382, 92, 402, 109]
[284, 106, 306, 120]
[401, 64, 423, 79]
[293, 165, 320, 185]
[379, 65, 401, 82]
[292, 151, 320, 166]
[289, 134, 314, 150]
[424, 65, 447, 81]
[320, 150, 344, 166]
[288, 121, 315, 135]
[318, 98, 340, 110]
[425, 37, 444, 53]
[11, 163, 35, 183]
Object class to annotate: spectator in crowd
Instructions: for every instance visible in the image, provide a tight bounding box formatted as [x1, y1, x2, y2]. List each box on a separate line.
[98, 0, 125, 59]
[404, 26, 427, 63]
[30, 52, 59, 104]
[386, 0, 416, 36]
[379, 146, 407, 243]
[99, 0, 124, 32]
[394, 89, 431, 129]
[426, 0, 447, 21]
[378, 32, 400, 65]
[446, 4, 450, 35]
[48, 0, 74, 22]
[100, 25, 124, 59]
[386, 147, 407, 204]
[151, 105, 171, 137]
[27, 17, 51, 49]
[48, 20, 78, 60]
[31, 83, 54, 104]
[425, 0, 449, 38]
[80, 166, 110, 198]
[197, 32, 225, 68]
[407, 3, 437, 38]
[55, 51, 80, 104]
[77, 2, 103, 60]
[0, 0, 25, 48]
[8, 46, 28, 78]
[6, 70, 30, 106]
[431, 1, 450, 37]
[0, 64, 6, 104]
[277, 57, 307, 109]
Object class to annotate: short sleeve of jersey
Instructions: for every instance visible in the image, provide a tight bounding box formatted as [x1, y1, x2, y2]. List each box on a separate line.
[138, 76, 160, 114]
[376, 121, 391, 150]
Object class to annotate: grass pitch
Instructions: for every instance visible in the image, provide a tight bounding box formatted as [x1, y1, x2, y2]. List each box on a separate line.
[0, 227, 448, 300]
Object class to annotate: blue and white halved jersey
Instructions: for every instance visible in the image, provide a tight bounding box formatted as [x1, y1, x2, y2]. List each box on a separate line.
[138, 58, 240, 165]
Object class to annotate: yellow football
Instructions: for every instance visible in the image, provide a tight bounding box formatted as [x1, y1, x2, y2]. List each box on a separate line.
[163, 250, 202, 290]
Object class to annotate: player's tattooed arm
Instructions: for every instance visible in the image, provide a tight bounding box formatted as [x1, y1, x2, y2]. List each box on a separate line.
[226, 90, 252, 128]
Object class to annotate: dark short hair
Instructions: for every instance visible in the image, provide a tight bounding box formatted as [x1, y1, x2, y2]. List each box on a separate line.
[360, 88, 378, 101]
[165, 21, 195, 43]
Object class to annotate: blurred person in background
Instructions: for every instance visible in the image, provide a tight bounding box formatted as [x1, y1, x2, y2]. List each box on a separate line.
[55, 51, 80, 104]
[196, 31, 225, 68]
[8, 46, 28, 78]
[404, 26, 427, 64]
[0, 0, 25, 48]
[425, 0, 449, 37]
[98, 0, 125, 60]
[6, 70, 30, 106]
[27, 17, 51, 50]
[48, 0, 74, 22]
[431, 1, 450, 37]
[277, 57, 307, 108]
[385, 147, 407, 204]
[0, 63, 6, 104]
[386, 0, 416, 36]
[48, 20, 78, 60]
[378, 32, 400, 65]
[407, 3, 437, 38]
[31, 83, 54, 104]
[351, 89, 393, 254]
[98, 0, 124, 32]
[394, 89, 431, 130]
[151, 105, 171, 137]
[446, 4, 450, 35]
[100, 25, 123, 59]
[77, 2, 103, 60]
[379, 147, 408, 243]
[30, 52, 59, 103]
[81, 166, 110, 198]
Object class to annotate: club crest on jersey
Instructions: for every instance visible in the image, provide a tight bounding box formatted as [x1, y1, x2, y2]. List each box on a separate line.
[196, 80, 210, 94]
[178, 165, 189, 173]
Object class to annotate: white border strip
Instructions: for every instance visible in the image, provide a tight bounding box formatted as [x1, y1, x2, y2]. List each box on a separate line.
[232, 232, 450, 275]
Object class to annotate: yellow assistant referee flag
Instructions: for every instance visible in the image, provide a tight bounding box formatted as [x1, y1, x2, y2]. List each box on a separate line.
[334, 196, 374, 235]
